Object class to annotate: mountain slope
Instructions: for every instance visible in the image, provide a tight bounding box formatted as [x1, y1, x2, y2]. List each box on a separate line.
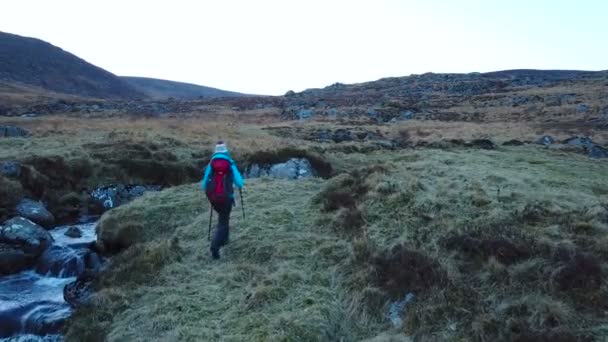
[121, 76, 247, 99]
[0, 31, 143, 99]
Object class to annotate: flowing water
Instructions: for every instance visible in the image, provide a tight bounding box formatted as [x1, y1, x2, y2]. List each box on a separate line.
[0, 221, 100, 340]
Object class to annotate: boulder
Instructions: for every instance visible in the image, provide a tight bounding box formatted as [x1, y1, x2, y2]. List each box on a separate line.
[536, 135, 555, 146]
[469, 139, 496, 150]
[35, 245, 99, 278]
[297, 109, 314, 120]
[0, 217, 54, 255]
[16, 199, 56, 228]
[0, 217, 54, 274]
[588, 145, 608, 159]
[64, 271, 97, 307]
[247, 158, 315, 180]
[90, 184, 160, 210]
[269, 159, 314, 179]
[0, 242, 31, 274]
[0, 161, 21, 178]
[503, 139, 525, 146]
[65, 226, 83, 238]
[576, 103, 589, 114]
[332, 129, 354, 143]
[0, 126, 30, 138]
[563, 136, 594, 148]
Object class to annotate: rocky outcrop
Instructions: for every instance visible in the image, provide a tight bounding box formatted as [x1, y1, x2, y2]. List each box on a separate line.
[0, 217, 53, 274]
[90, 184, 161, 210]
[16, 199, 56, 228]
[246, 158, 315, 180]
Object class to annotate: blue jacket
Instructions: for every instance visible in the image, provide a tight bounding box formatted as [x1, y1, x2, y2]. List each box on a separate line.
[201, 152, 244, 192]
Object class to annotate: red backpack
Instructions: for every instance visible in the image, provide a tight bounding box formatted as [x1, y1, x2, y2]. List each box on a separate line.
[205, 158, 234, 204]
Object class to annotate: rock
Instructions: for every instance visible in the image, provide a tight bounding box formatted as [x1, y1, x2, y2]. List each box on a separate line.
[0, 161, 21, 178]
[90, 184, 160, 210]
[355, 131, 368, 140]
[503, 139, 525, 146]
[332, 129, 354, 143]
[65, 226, 83, 238]
[587, 145, 608, 159]
[536, 135, 555, 146]
[297, 109, 314, 120]
[0, 301, 71, 338]
[544, 95, 561, 107]
[563, 136, 594, 148]
[0, 217, 53, 274]
[285, 90, 296, 96]
[0, 242, 31, 274]
[576, 103, 589, 114]
[373, 140, 397, 150]
[314, 130, 333, 142]
[16, 199, 55, 228]
[247, 158, 315, 180]
[469, 139, 496, 149]
[64, 271, 97, 307]
[0, 126, 30, 138]
[398, 111, 414, 120]
[35, 245, 99, 278]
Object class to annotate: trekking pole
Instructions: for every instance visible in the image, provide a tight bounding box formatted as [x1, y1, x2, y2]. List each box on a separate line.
[239, 188, 245, 220]
[208, 205, 213, 241]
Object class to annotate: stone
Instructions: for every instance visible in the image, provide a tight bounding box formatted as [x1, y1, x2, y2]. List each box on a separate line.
[297, 109, 314, 120]
[469, 139, 496, 150]
[0, 242, 31, 274]
[16, 199, 56, 228]
[0, 217, 54, 274]
[64, 271, 97, 307]
[563, 136, 594, 148]
[0, 161, 21, 178]
[576, 103, 589, 114]
[0, 217, 54, 255]
[65, 226, 83, 238]
[544, 95, 561, 107]
[332, 129, 354, 143]
[247, 158, 315, 180]
[502, 139, 525, 146]
[587, 145, 608, 159]
[398, 111, 414, 120]
[0, 126, 30, 138]
[536, 135, 555, 146]
[35, 245, 92, 278]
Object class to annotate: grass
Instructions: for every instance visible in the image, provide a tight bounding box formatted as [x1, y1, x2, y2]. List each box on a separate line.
[65, 143, 607, 341]
[1, 115, 607, 340]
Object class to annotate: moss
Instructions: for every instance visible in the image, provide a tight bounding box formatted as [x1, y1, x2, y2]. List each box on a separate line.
[0, 175, 23, 221]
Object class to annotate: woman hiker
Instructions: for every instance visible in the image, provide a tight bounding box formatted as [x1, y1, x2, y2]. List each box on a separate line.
[201, 141, 244, 259]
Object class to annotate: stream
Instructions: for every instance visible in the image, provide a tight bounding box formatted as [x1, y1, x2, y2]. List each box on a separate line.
[0, 221, 100, 341]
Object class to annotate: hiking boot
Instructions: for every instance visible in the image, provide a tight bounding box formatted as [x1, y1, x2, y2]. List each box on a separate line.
[211, 248, 220, 260]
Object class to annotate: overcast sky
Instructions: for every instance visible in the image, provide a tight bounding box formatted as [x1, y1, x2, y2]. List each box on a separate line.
[1, 0, 607, 95]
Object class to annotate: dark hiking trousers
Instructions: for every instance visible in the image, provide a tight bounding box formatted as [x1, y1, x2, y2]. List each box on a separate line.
[210, 201, 232, 259]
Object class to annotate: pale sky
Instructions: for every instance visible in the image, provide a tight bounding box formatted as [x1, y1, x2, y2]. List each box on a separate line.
[1, 0, 607, 95]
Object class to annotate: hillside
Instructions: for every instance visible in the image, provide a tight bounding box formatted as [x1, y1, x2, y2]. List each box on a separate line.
[280, 69, 608, 123]
[0, 32, 143, 100]
[121, 76, 247, 99]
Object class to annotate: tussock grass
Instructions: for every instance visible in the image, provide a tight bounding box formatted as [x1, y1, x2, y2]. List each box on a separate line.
[65, 143, 608, 341]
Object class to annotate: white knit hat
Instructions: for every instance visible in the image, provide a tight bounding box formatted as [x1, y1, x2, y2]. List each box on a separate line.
[215, 141, 228, 153]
